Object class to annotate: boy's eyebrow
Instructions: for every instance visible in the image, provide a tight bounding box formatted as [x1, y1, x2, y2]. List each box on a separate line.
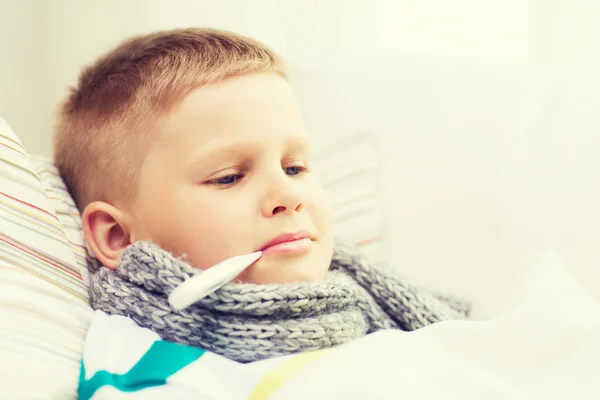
[188, 135, 311, 166]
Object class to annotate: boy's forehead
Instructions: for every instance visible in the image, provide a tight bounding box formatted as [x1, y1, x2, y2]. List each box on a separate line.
[157, 73, 306, 149]
[193, 134, 311, 157]
[175, 73, 299, 116]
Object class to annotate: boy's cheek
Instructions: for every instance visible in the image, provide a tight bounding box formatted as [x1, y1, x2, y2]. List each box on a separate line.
[311, 189, 334, 230]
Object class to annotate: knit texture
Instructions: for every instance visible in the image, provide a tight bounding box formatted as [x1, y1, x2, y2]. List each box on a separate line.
[89, 240, 469, 362]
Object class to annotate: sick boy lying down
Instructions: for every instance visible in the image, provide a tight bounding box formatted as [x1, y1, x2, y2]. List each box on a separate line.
[54, 27, 469, 363]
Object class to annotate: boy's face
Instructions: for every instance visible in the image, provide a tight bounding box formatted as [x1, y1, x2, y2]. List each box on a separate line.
[128, 73, 334, 284]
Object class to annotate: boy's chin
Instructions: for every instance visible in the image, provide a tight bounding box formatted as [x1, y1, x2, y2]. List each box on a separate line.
[242, 260, 329, 285]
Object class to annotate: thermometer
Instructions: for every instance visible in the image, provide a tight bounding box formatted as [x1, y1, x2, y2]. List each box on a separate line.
[168, 251, 262, 311]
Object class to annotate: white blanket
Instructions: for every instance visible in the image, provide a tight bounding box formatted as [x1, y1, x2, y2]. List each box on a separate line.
[79, 251, 600, 399]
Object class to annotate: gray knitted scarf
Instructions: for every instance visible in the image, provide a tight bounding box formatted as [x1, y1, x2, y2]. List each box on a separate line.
[89, 240, 469, 363]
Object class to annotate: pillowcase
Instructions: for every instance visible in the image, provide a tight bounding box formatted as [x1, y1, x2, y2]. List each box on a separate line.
[32, 155, 91, 284]
[0, 117, 92, 399]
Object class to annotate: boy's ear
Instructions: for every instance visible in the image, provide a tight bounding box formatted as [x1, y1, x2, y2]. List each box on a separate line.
[82, 201, 134, 270]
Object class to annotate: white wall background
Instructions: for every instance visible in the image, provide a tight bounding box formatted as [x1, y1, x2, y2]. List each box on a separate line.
[2, 0, 600, 315]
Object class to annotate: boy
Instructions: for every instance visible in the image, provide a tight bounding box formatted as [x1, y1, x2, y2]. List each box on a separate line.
[55, 28, 468, 363]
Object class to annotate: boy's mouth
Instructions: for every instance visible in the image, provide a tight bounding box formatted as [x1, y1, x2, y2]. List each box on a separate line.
[259, 231, 314, 255]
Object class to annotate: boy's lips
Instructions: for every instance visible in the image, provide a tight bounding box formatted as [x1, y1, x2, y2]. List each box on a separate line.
[258, 231, 314, 255]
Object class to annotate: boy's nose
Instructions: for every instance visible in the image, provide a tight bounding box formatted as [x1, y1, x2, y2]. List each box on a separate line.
[261, 176, 304, 217]
[270, 198, 304, 216]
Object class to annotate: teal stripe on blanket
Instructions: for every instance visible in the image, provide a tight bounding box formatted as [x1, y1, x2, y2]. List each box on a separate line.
[78, 340, 205, 399]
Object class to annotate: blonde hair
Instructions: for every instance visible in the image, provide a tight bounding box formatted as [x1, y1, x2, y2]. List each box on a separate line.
[54, 27, 286, 211]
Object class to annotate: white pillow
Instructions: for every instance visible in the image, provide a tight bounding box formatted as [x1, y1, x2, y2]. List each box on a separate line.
[290, 64, 385, 262]
[313, 131, 383, 262]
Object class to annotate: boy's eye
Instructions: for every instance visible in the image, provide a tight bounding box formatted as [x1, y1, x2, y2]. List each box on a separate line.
[208, 165, 307, 187]
[284, 166, 306, 176]
[211, 174, 243, 186]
